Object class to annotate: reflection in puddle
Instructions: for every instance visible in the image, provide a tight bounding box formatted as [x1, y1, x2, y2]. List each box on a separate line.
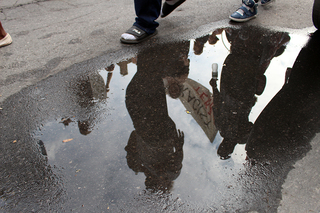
[29, 26, 313, 212]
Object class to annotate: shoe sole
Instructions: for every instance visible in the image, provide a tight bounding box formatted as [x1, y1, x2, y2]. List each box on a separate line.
[120, 30, 158, 44]
[229, 15, 257, 22]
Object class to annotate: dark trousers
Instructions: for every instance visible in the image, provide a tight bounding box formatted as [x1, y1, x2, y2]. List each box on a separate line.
[133, 0, 162, 34]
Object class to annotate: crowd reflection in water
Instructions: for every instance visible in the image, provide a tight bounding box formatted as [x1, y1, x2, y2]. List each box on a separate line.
[125, 42, 189, 191]
[129, 26, 320, 212]
[209, 26, 290, 159]
[123, 26, 293, 191]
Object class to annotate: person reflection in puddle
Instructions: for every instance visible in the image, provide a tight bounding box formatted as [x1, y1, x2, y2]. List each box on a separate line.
[209, 26, 290, 160]
[240, 29, 320, 213]
[63, 64, 115, 135]
[162, 55, 189, 99]
[125, 42, 189, 191]
[193, 35, 209, 55]
[246, 30, 320, 161]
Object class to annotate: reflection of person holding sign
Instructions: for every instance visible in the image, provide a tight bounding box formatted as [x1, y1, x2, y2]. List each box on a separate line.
[162, 53, 189, 99]
[125, 42, 188, 191]
[210, 26, 290, 159]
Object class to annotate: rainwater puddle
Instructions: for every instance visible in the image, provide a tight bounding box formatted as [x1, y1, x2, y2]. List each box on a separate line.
[2, 25, 318, 212]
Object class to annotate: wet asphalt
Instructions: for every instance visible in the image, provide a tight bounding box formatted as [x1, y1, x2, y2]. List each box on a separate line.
[1, 0, 320, 212]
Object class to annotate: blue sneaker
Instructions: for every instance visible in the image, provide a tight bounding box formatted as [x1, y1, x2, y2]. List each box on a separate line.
[261, 0, 274, 6]
[243, 0, 256, 7]
[229, 4, 258, 22]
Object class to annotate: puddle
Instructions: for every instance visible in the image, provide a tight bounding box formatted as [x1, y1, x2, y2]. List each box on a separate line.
[1, 25, 319, 212]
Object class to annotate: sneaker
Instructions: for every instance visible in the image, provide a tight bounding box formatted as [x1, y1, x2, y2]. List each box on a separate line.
[261, 0, 274, 5]
[229, 4, 258, 22]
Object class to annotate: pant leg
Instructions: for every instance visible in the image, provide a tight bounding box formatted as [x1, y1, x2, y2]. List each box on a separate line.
[134, 0, 162, 34]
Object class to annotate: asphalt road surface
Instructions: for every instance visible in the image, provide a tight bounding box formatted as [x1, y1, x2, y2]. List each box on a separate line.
[1, 0, 319, 212]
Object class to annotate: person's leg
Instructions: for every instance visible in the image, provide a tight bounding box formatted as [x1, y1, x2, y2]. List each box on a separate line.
[229, 0, 258, 22]
[0, 21, 13, 47]
[133, 0, 161, 34]
[120, 0, 161, 44]
[0, 21, 7, 39]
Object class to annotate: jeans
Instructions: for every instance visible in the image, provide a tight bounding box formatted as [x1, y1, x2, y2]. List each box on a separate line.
[133, 0, 162, 34]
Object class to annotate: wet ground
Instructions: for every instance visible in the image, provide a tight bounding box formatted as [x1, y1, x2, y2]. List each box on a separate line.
[1, 25, 320, 212]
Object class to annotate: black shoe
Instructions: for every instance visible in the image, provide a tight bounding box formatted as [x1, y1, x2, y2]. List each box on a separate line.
[160, 0, 186, 18]
[120, 25, 158, 44]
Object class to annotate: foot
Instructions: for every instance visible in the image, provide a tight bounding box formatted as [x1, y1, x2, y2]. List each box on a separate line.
[217, 139, 238, 160]
[120, 26, 157, 44]
[0, 33, 12, 48]
[229, 4, 258, 22]
[160, 0, 186, 18]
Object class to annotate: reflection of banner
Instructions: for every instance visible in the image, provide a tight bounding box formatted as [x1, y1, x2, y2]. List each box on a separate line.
[179, 79, 217, 142]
